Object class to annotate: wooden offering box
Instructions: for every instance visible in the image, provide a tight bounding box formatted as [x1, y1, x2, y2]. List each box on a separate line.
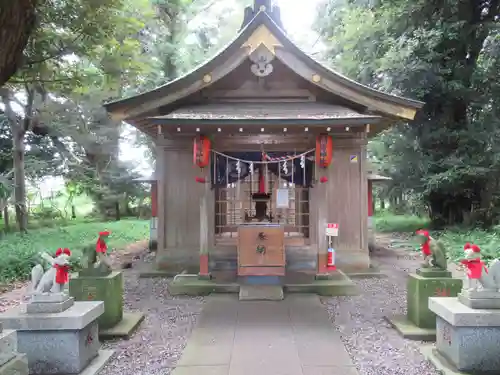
[237, 224, 285, 276]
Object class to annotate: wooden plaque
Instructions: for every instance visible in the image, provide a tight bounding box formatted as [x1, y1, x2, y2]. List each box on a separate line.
[237, 224, 285, 276]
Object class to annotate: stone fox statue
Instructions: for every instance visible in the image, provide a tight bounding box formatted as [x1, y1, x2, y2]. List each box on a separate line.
[460, 243, 500, 292]
[82, 231, 112, 274]
[31, 248, 71, 294]
[415, 230, 447, 270]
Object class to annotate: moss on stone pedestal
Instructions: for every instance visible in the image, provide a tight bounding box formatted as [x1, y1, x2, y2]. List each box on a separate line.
[69, 271, 123, 329]
[386, 270, 462, 341]
[407, 272, 462, 329]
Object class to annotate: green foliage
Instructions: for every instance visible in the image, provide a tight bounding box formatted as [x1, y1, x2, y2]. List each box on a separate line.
[316, 0, 500, 228]
[0, 219, 149, 282]
[438, 229, 500, 265]
[374, 212, 430, 233]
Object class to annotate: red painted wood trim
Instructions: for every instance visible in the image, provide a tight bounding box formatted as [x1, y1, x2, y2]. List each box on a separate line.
[199, 253, 209, 276]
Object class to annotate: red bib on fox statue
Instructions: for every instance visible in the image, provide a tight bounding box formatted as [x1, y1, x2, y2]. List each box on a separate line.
[53, 247, 71, 284]
[96, 231, 110, 254]
[416, 229, 431, 256]
[460, 242, 486, 279]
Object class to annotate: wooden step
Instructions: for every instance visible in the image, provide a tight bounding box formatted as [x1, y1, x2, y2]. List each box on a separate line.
[239, 285, 284, 301]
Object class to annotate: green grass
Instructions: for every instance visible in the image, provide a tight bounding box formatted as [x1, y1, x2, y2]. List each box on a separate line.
[0, 219, 149, 282]
[374, 212, 430, 233]
[374, 213, 500, 265]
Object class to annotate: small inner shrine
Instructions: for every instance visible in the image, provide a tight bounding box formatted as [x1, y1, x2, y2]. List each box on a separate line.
[104, 0, 423, 285]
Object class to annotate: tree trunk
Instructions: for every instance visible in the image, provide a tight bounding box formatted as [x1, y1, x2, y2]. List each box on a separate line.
[3, 206, 9, 232]
[12, 126, 27, 232]
[115, 201, 120, 221]
[1, 89, 28, 233]
[0, 0, 38, 86]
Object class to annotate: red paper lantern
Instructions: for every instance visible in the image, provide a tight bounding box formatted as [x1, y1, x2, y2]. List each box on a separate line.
[193, 135, 211, 168]
[315, 134, 333, 168]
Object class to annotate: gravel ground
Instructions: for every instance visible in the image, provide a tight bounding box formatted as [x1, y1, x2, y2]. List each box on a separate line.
[322, 243, 440, 375]
[99, 252, 205, 375]
[0, 236, 446, 375]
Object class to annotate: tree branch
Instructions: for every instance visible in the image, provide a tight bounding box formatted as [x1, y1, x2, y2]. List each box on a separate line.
[25, 28, 87, 65]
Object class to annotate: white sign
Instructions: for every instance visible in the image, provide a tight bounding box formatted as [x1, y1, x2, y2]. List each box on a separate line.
[276, 188, 289, 208]
[326, 223, 339, 237]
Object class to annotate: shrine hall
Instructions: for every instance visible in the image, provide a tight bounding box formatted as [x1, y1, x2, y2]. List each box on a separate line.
[105, 0, 423, 290]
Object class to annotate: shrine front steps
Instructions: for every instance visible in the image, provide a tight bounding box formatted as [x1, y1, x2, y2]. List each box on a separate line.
[239, 285, 284, 301]
[167, 270, 359, 297]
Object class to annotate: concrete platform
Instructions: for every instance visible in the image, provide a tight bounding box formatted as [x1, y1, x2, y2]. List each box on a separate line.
[420, 345, 468, 375]
[167, 270, 358, 297]
[99, 312, 145, 340]
[344, 265, 387, 279]
[385, 314, 436, 341]
[172, 294, 358, 375]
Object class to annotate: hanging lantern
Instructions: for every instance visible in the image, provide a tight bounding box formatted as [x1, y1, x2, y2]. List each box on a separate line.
[193, 135, 211, 168]
[315, 134, 333, 168]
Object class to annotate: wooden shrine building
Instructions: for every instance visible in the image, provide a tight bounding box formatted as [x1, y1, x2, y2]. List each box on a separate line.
[105, 0, 423, 282]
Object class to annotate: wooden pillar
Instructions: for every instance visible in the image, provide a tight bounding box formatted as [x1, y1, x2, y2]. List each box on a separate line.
[316, 164, 329, 276]
[151, 182, 158, 217]
[360, 139, 369, 254]
[149, 180, 158, 249]
[199, 167, 213, 279]
[155, 142, 166, 253]
[367, 180, 373, 217]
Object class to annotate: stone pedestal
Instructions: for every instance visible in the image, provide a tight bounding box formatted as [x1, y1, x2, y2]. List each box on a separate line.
[0, 323, 29, 375]
[0, 299, 113, 375]
[385, 269, 462, 341]
[69, 271, 144, 340]
[423, 297, 500, 373]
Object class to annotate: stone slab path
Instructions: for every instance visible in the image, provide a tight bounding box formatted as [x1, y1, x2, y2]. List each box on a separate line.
[172, 294, 358, 375]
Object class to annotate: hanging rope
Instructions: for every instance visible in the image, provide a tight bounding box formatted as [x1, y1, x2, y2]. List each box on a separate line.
[211, 149, 315, 164]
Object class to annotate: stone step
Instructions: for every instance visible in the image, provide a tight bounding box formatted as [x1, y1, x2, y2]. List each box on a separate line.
[239, 285, 284, 301]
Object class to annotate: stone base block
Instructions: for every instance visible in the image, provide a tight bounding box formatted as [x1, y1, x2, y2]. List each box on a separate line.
[31, 292, 69, 303]
[26, 297, 74, 314]
[458, 289, 500, 309]
[416, 268, 452, 278]
[385, 314, 436, 341]
[69, 271, 123, 330]
[420, 345, 469, 375]
[0, 301, 104, 375]
[239, 285, 284, 301]
[99, 312, 145, 341]
[21, 320, 99, 374]
[0, 354, 28, 375]
[407, 274, 462, 329]
[429, 297, 500, 373]
[0, 330, 17, 367]
[0, 301, 104, 331]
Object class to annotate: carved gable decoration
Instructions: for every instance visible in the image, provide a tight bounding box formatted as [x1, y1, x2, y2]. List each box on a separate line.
[249, 44, 275, 77]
